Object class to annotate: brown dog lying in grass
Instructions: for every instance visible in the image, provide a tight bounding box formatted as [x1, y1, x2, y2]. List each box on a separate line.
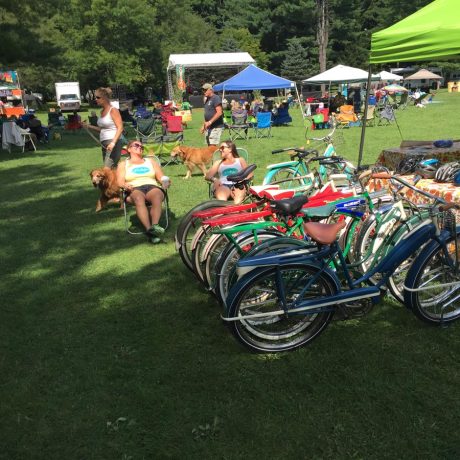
[89, 167, 121, 212]
[171, 145, 217, 179]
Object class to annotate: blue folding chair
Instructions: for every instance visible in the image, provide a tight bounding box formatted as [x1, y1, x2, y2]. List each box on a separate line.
[253, 112, 272, 138]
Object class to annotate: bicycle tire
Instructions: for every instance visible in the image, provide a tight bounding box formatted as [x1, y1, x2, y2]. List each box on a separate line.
[175, 200, 233, 272]
[383, 213, 429, 304]
[404, 233, 460, 325]
[225, 264, 338, 353]
[213, 231, 289, 304]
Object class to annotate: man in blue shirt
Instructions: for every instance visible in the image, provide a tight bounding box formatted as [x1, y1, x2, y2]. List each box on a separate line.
[200, 83, 224, 146]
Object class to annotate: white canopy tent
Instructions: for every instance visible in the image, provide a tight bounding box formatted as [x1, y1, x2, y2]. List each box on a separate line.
[166, 52, 255, 99]
[303, 64, 372, 84]
[373, 70, 404, 81]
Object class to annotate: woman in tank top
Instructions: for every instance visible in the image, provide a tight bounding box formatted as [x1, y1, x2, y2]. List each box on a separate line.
[205, 140, 249, 204]
[82, 87, 123, 168]
[117, 140, 171, 244]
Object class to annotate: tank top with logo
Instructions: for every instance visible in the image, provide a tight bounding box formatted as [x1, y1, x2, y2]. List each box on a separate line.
[218, 158, 243, 185]
[125, 158, 159, 188]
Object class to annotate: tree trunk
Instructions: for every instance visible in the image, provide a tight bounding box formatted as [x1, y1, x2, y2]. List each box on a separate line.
[316, 0, 329, 94]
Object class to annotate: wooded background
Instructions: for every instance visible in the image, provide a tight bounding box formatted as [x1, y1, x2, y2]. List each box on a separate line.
[3, 0, 457, 99]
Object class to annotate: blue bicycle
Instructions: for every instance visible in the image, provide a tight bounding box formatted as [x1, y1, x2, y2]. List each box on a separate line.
[223, 174, 460, 352]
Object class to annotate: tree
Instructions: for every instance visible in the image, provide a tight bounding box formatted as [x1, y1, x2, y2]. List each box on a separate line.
[316, 0, 329, 73]
[281, 38, 317, 82]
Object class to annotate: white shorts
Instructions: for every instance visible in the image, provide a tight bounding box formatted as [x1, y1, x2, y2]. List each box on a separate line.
[206, 127, 224, 146]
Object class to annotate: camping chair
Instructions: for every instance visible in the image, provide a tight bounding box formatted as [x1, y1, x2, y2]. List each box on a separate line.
[272, 106, 292, 126]
[377, 104, 396, 125]
[253, 112, 272, 138]
[335, 105, 358, 128]
[1, 121, 35, 152]
[223, 109, 232, 127]
[228, 110, 249, 140]
[166, 115, 184, 139]
[122, 155, 170, 235]
[398, 92, 409, 110]
[208, 148, 250, 198]
[135, 117, 161, 143]
[364, 105, 376, 127]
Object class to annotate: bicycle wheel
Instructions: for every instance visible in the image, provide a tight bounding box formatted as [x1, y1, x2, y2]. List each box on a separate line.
[190, 226, 216, 285]
[384, 214, 428, 304]
[213, 231, 287, 304]
[404, 235, 460, 324]
[175, 200, 232, 272]
[265, 167, 310, 190]
[226, 264, 338, 353]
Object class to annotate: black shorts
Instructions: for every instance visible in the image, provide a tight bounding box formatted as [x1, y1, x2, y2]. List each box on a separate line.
[133, 184, 165, 196]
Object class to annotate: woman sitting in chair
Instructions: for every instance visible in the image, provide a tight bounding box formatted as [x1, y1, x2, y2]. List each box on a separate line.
[205, 140, 249, 204]
[117, 140, 171, 244]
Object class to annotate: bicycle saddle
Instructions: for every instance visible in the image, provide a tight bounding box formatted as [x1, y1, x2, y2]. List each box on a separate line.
[269, 195, 308, 216]
[227, 164, 257, 183]
[303, 221, 346, 245]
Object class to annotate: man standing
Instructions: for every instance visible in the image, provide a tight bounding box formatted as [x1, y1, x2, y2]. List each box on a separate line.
[200, 83, 224, 146]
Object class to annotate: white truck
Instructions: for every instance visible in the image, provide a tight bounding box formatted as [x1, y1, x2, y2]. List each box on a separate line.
[55, 82, 81, 111]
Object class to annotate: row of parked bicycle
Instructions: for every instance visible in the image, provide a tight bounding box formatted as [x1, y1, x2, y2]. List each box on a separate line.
[174, 137, 460, 353]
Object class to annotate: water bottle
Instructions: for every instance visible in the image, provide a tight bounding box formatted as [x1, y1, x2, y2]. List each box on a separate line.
[161, 176, 171, 189]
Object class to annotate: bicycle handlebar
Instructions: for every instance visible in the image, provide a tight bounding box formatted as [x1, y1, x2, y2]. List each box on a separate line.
[271, 147, 318, 156]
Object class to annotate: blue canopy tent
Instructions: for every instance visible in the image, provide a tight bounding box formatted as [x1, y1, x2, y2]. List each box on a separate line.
[213, 64, 304, 122]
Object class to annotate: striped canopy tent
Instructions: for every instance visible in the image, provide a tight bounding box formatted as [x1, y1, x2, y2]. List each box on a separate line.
[358, 0, 460, 166]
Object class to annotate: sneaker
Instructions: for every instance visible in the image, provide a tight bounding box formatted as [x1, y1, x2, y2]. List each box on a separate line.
[149, 224, 165, 237]
[151, 236, 161, 244]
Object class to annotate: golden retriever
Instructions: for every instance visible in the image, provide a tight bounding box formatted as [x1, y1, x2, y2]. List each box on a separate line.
[171, 145, 217, 179]
[89, 167, 121, 212]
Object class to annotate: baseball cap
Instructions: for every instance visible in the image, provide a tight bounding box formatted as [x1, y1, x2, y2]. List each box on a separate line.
[202, 83, 213, 90]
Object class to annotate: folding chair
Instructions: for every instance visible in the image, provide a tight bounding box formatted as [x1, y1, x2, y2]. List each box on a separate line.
[364, 105, 376, 127]
[223, 109, 232, 127]
[335, 104, 358, 128]
[271, 106, 292, 126]
[157, 133, 183, 166]
[227, 111, 249, 140]
[135, 117, 161, 143]
[253, 112, 272, 138]
[122, 155, 170, 235]
[377, 104, 396, 125]
[166, 115, 184, 140]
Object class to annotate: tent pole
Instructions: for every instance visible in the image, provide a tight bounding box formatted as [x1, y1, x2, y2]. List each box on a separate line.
[358, 65, 372, 168]
[294, 84, 305, 125]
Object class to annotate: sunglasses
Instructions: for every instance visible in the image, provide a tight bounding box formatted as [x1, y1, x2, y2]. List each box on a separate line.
[131, 143, 144, 150]
[95, 96, 102, 100]
[219, 145, 228, 150]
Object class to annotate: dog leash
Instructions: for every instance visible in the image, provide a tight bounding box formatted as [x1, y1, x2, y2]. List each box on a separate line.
[82, 124, 106, 148]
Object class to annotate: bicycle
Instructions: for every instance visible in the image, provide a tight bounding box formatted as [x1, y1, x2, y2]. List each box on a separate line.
[222, 174, 460, 353]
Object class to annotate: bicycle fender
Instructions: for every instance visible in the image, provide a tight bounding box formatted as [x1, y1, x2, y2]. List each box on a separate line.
[265, 160, 299, 170]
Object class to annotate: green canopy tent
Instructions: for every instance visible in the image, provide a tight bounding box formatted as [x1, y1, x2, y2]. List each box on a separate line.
[358, 0, 460, 166]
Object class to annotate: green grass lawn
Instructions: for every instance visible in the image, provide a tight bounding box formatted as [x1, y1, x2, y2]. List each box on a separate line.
[1, 92, 460, 459]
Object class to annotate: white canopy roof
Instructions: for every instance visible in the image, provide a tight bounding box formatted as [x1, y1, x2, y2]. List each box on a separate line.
[167, 53, 255, 70]
[303, 64, 372, 84]
[373, 70, 403, 81]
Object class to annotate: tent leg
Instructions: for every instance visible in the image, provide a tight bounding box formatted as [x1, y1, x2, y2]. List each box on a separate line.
[358, 65, 372, 168]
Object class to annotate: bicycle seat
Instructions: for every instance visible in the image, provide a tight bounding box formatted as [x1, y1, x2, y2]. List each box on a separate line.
[269, 195, 308, 216]
[303, 221, 346, 245]
[227, 164, 257, 183]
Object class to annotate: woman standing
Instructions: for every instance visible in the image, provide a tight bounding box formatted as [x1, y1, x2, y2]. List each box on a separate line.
[117, 140, 170, 244]
[83, 87, 124, 168]
[205, 140, 249, 204]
